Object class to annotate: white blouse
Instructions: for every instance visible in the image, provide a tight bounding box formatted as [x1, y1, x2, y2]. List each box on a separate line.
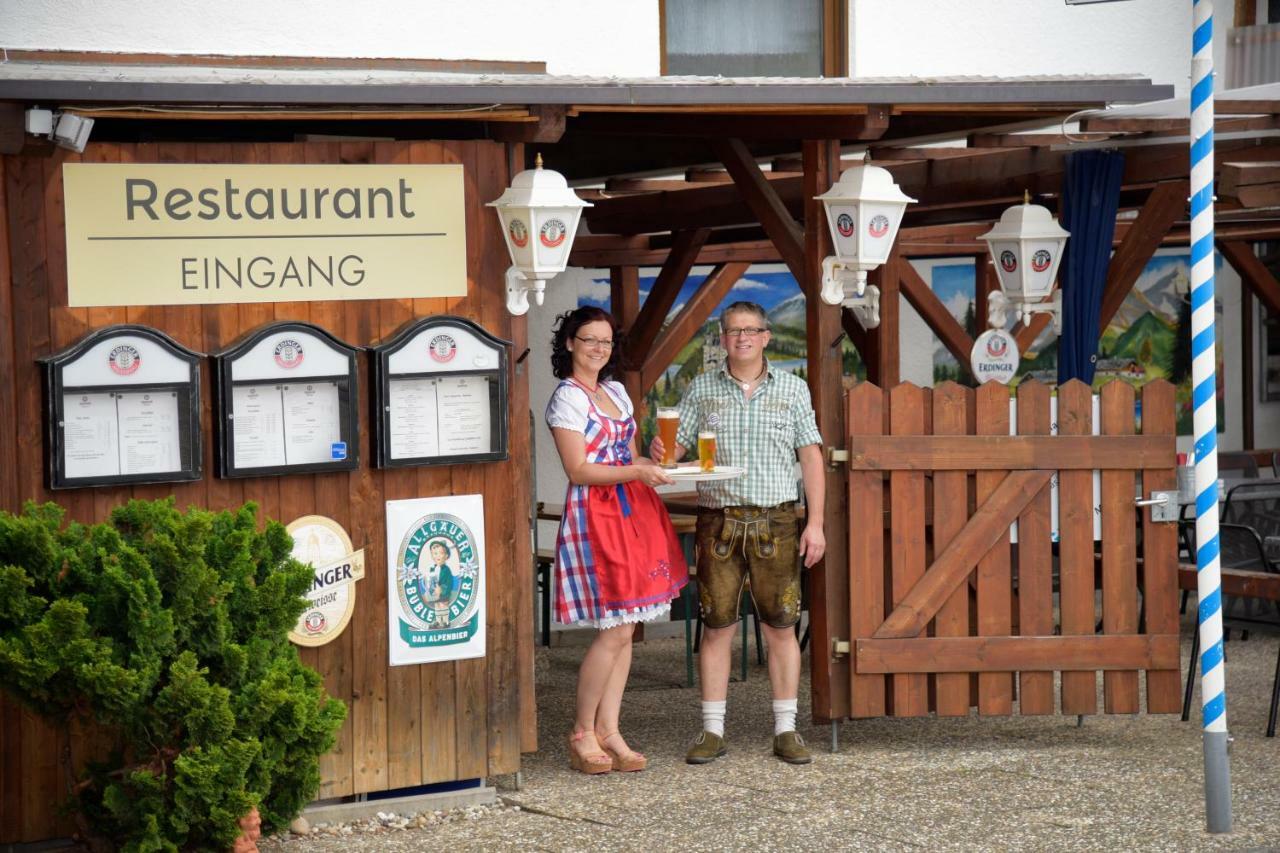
[544, 380, 632, 433]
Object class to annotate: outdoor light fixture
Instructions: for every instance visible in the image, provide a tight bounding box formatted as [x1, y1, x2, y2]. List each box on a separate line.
[980, 192, 1070, 333]
[487, 154, 591, 316]
[814, 153, 916, 328]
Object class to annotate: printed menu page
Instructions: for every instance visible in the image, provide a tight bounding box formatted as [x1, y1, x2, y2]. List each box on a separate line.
[232, 384, 287, 469]
[282, 381, 341, 465]
[388, 378, 441, 459]
[62, 391, 120, 479]
[436, 376, 492, 455]
[116, 391, 182, 475]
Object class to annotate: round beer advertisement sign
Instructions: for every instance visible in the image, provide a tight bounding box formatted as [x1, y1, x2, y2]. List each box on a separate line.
[286, 515, 365, 647]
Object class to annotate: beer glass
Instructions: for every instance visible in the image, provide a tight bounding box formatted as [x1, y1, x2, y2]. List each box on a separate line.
[656, 408, 680, 467]
[697, 430, 717, 474]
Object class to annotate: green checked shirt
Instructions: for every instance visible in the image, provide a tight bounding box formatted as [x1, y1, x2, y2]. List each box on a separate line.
[675, 359, 823, 509]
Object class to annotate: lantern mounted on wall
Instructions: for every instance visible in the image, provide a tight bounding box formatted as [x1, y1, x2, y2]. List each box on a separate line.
[814, 152, 916, 328]
[980, 192, 1070, 333]
[487, 154, 592, 316]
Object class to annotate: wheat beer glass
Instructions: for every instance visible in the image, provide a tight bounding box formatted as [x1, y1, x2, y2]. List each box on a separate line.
[697, 430, 717, 474]
[656, 408, 680, 467]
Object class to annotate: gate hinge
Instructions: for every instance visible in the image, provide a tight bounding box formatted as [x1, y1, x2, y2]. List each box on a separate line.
[828, 448, 848, 467]
[832, 638, 850, 659]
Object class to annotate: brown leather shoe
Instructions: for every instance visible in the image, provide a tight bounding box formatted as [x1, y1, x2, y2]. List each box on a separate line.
[685, 731, 727, 764]
[772, 731, 812, 765]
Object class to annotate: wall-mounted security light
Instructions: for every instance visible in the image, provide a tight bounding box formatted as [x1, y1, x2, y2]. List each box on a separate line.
[23, 108, 94, 153]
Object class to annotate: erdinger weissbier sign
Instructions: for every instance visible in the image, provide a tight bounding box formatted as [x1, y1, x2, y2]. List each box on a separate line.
[286, 515, 365, 647]
[62, 163, 466, 307]
[386, 494, 486, 665]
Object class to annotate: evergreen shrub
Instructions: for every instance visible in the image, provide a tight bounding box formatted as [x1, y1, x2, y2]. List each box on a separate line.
[0, 499, 345, 851]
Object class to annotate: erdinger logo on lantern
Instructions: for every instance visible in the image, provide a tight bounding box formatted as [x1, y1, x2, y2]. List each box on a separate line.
[1031, 249, 1052, 273]
[273, 339, 304, 369]
[539, 218, 567, 248]
[508, 218, 529, 248]
[836, 212, 855, 238]
[1000, 250, 1018, 273]
[428, 333, 457, 363]
[987, 334, 1008, 358]
[108, 344, 141, 376]
[867, 214, 890, 239]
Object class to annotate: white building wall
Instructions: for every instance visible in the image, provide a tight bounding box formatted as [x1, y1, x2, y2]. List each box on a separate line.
[0, 0, 661, 77]
[850, 0, 1200, 97]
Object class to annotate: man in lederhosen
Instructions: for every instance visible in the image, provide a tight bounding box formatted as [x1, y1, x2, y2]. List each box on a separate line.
[650, 301, 826, 765]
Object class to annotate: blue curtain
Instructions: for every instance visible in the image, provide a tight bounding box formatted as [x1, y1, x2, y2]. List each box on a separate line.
[1057, 150, 1125, 385]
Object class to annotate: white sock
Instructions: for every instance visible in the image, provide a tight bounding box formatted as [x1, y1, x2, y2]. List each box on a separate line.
[701, 700, 727, 737]
[773, 698, 798, 736]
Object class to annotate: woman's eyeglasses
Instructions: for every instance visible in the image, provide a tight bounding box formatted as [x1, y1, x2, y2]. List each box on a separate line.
[723, 327, 768, 338]
[574, 336, 614, 350]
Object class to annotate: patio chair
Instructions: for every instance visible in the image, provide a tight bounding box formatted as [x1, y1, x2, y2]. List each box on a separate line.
[1180, 521, 1280, 736]
[1223, 481, 1280, 565]
[1218, 451, 1260, 479]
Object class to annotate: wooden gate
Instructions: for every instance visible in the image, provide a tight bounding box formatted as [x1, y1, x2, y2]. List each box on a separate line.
[842, 379, 1182, 718]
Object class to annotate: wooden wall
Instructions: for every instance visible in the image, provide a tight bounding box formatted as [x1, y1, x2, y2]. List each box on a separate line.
[0, 139, 536, 842]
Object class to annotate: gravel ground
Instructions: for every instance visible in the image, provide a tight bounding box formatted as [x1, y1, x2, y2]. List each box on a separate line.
[263, 608, 1280, 852]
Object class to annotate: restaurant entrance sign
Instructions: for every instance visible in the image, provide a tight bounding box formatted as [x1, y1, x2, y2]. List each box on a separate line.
[62, 163, 467, 307]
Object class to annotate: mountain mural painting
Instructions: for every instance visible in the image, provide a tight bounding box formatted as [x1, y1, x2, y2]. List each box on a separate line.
[927, 250, 1224, 436]
[582, 264, 864, 448]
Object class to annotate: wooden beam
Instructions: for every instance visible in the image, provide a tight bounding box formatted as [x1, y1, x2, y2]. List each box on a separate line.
[0, 104, 24, 155]
[802, 137, 850, 723]
[874, 470, 1053, 639]
[572, 109, 890, 141]
[1235, 0, 1258, 27]
[715, 138, 807, 281]
[487, 105, 566, 143]
[870, 255, 901, 386]
[610, 266, 642, 410]
[640, 261, 748, 391]
[841, 306, 873, 368]
[1243, 284, 1256, 450]
[1218, 239, 1280, 317]
[1099, 181, 1188, 329]
[846, 435, 1172, 470]
[1013, 313, 1053, 354]
[898, 259, 975, 370]
[626, 229, 711, 361]
[855, 635, 1180, 673]
[571, 238, 778, 268]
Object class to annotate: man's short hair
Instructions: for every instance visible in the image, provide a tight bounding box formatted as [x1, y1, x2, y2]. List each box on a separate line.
[719, 301, 769, 332]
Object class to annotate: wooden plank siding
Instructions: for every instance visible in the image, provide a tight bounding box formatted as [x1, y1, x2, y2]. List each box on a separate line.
[0, 139, 531, 844]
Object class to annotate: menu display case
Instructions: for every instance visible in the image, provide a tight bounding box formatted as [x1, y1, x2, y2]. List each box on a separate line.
[214, 322, 361, 478]
[41, 325, 203, 489]
[372, 316, 509, 468]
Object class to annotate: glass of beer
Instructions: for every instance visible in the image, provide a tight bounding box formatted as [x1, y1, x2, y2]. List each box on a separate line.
[656, 408, 680, 467]
[697, 430, 717, 474]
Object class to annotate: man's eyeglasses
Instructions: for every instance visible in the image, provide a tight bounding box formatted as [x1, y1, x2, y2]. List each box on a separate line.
[723, 327, 768, 338]
[574, 336, 614, 350]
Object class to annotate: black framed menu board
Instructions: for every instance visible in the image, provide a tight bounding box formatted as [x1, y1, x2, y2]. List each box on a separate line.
[214, 321, 360, 478]
[372, 316, 510, 468]
[40, 325, 202, 489]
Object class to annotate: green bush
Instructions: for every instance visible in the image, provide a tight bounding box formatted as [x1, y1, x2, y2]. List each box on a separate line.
[0, 499, 346, 851]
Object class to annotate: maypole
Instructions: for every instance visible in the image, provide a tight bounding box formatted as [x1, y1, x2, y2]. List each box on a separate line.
[1190, 0, 1231, 834]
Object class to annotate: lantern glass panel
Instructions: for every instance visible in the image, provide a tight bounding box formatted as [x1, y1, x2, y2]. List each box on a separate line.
[500, 210, 536, 272]
[530, 208, 579, 274]
[859, 201, 905, 266]
[1021, 238, 1060, 298]
[990, 240, 1022, 296]
[823, 201, 860, 262]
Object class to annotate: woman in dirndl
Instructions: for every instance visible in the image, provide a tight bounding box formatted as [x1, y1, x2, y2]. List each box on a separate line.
[545, 306, 688, 775]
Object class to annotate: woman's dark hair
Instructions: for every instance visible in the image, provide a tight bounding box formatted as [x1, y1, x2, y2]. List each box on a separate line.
[550, 306, 622, 380]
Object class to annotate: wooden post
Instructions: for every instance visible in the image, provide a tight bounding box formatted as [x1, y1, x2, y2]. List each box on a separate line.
[610, 265, 643, 413]
[802, 138, 850, 723]
[869, 254, 901, 387]
[1243, 284, 1255, 450]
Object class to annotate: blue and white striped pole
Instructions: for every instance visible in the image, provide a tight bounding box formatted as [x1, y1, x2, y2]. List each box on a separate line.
[1190, 0, 1232, 834]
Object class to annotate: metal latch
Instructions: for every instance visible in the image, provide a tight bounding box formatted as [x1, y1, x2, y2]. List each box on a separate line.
[832, 638, 850, 658]
[828, 448, 848, 467]
[1135, 490, 1179, 523]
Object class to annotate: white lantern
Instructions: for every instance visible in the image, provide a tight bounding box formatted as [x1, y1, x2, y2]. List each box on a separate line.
[979, 193, 1069, 332]
[487, 155, 592, 315]
[814, 154, 916, 326]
